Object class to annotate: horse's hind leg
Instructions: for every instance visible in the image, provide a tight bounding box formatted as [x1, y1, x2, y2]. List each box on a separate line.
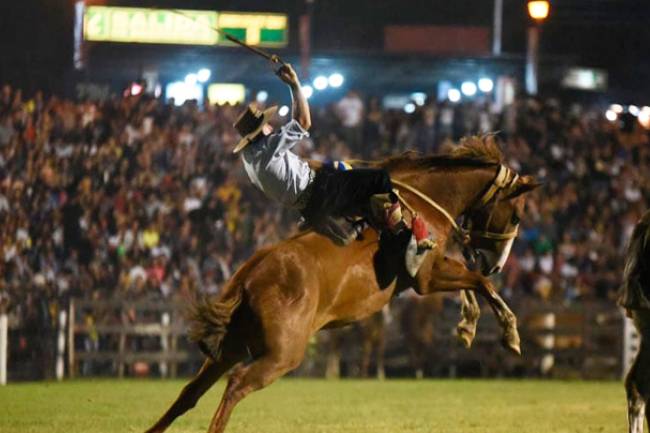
[457, 289, 480, 348]
[207, 322, 311, 433]
[145, 354, 241, 433]
[626, 358, 646, 433]
[626, 336, 650, 433]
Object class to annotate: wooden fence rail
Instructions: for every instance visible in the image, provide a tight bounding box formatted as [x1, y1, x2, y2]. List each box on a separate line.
[67, 297, 632, 380]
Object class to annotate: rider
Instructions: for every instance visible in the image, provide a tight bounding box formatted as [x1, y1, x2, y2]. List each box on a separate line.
[232, 64, 433, 256]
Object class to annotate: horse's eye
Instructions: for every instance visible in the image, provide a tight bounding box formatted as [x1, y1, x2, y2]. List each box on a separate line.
[511, 214, 521, 225]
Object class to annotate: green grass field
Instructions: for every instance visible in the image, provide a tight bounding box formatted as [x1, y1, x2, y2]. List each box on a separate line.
[0, 379, 627, 433]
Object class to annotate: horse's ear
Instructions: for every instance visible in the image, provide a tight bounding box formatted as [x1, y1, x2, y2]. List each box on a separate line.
[503, 175, 542, 199]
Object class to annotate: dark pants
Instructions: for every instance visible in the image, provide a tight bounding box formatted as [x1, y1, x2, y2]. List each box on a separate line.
[302, 168, 393, 224]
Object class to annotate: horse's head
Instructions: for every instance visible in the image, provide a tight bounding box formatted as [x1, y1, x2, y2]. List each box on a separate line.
[463, 165, 541, 276]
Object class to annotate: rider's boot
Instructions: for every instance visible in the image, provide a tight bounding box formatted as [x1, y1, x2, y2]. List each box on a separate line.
[405, 215, 436, 277]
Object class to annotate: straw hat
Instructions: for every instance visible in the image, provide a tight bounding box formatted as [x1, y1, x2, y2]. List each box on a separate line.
[232, 104, 278, 153]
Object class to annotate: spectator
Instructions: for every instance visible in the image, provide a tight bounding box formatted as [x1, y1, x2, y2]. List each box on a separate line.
[335, 90, 365, 156]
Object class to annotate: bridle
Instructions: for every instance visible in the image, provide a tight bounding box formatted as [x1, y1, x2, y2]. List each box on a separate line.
[464, 164, 520, 242]
[391, 164, 520, 246]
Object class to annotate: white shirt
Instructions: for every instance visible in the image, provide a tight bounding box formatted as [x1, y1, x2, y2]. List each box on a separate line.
[241, 120, 311, 207]
[336, 95, 364, 127]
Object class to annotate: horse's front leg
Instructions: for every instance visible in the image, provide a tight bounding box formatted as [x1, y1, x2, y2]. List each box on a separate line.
[416, 256, 520, 355]
[457, 289, 480, 348]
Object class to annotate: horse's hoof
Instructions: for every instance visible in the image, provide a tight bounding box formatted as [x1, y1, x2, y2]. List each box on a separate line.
[456, 325, 475, 349]
[501, 329, 521, 356]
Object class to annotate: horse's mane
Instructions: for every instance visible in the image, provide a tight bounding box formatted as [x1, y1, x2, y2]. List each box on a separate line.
[353, 135, 503, 171]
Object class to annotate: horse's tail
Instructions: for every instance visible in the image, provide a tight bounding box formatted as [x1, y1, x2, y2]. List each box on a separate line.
[187, 284, 244, 361]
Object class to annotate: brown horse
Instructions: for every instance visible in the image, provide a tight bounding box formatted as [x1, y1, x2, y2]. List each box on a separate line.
[621, 211, 650, 433]
[144, 137, 540, 433]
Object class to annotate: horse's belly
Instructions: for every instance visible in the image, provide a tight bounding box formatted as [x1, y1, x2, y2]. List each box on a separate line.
[316, 276, 396, 330]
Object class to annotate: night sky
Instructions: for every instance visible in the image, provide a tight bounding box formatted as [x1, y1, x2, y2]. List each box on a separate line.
[1, 0, 649, 95]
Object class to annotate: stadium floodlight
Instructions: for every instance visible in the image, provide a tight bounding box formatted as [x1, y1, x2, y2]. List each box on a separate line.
[185, 73, 198, 86]
[610, 104, 624, 114]
[278, 105, 290, 117]
[478, 78, 494, 93]
[313, 75, 329, 91]
[528, 1, 550, 21]
[605, 110, 618, 122]
[404, 103, 416, 114]
[629, 105, 640, 117]
[197, 68, 211, 83]
[166, 81, 203, 106]
[301, 85, 314, 99]
[256, 90, 269, 103]
[448, 88, 461, 103]
[328, 73, 344, 88]
[411, 92, 427, 106]
[461, 81, 477, 97]
[639, 108, 650, 129]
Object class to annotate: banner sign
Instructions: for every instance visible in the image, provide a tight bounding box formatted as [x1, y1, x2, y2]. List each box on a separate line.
[83, 6, 288, 47]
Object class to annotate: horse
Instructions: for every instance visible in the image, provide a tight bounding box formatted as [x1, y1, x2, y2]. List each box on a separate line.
[621, 210, 650, 433]
[144, 136, 540, 433]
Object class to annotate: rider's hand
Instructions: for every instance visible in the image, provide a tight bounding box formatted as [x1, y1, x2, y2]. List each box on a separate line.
[276, 64, 300, 87]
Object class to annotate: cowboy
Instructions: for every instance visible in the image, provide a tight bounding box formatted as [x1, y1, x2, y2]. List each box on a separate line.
[233, 64, 433, 262]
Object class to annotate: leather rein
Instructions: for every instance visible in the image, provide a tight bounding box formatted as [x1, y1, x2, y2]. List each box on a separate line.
[391, 164, 520, 245]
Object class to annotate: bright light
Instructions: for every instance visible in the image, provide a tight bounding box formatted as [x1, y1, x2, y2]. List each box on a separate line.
[256, 90, 269, 103]
[207, 84, 245, 106]
[313, 76, 329, 90]
[639, 107, 650, 129]
[278, 105, 290, 117]
[166, 81, 203, 106]
[301, 85, 314, 99]
[404, 103, 416, 114]
[411, 92, 427, 106]
[130, 82, 143, 96]
[629, 105, 640, 116]
[185, 73, 198, 86]
[610, 104, 624, 113]
[448, 88, 461, 103]
[197, 68, 211, 83]
[605, 110, 617, 122]
[478, 78, 494, 93]
[328, 73, 344, 88]
[528, 1, 550, 21]
[461, 81, 477, 97]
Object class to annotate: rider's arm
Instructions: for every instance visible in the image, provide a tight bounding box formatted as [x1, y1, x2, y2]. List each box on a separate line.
[277, 64, 311, 131]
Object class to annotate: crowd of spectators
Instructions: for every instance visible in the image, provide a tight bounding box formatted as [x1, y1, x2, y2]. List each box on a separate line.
[1, 81, 649, 341]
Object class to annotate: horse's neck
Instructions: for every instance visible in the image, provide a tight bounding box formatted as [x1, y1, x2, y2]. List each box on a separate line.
[394, 166, 496, 219]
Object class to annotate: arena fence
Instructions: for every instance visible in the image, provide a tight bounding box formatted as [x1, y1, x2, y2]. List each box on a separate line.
[0, 297, 633, 383]
[317, 298, 628, 380]
[1, 309, 7, 385]
[67, 299, 200, 379]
